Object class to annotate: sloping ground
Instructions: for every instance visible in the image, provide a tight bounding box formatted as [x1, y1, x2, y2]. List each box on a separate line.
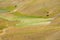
[0, 0, 60, 40]
[17, 0, 60, 18]
[0, 16, 60, 40]
[0, 22, 60, 40]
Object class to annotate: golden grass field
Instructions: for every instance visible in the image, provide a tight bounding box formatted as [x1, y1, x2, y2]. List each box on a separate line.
[0, 0, 60, 40]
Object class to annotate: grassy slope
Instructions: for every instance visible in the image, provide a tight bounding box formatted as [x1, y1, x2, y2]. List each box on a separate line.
[0, 0, 60, 40]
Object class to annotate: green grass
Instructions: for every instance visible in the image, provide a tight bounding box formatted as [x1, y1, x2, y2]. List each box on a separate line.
[0, 11, 53, 27]
[0, 6, 16, 13]
[15, 18, 52, 27]
[12, 11, 50, 18]
[0, 26, 7, 30]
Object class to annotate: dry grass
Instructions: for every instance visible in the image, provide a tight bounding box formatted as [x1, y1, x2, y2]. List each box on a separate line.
[0, 0, 60, 40]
